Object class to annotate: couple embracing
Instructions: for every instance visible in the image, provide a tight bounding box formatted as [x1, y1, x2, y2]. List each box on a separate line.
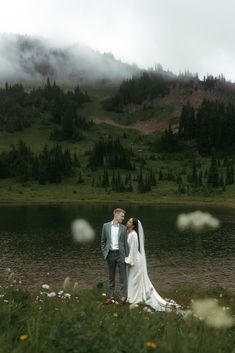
[101, 208, 181, 311]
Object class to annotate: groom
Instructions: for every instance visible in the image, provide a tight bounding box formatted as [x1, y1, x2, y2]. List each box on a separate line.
[101, 208, 129, 305]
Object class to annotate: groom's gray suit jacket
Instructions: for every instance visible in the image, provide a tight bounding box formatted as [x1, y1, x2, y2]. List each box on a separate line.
[101, 222, 129, 261]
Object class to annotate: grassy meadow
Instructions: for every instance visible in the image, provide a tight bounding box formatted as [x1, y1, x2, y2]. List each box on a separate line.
[0, 282, 235, 353]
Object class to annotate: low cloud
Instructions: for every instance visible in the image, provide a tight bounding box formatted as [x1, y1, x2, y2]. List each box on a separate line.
[0, 34, 140, 86]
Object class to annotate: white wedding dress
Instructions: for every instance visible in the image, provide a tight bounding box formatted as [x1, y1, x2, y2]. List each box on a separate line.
[125, 221, 181, 312]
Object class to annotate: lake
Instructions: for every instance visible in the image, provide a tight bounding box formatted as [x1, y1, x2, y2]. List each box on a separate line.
[0, 203, 234, 293]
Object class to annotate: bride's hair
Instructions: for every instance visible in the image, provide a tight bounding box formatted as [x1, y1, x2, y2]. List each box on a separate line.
[132, 218, 140, 252]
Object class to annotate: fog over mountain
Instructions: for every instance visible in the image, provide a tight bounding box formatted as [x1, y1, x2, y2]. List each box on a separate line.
[0, 34, 140, 85]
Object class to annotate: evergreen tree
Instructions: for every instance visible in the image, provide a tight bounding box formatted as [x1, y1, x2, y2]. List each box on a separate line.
[207, 154, 219, 188]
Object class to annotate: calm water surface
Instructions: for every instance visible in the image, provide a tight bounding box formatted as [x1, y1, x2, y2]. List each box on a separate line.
[0, 204, 234, 292]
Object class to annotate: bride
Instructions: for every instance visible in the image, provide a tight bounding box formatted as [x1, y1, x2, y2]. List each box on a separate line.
[125, 218, 181, 311]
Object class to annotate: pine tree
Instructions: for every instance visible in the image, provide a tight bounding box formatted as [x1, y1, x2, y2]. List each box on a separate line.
[207, 154, 219, 188]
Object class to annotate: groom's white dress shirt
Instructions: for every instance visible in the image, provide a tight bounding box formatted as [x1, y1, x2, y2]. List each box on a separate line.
[110, 222, 119, 250]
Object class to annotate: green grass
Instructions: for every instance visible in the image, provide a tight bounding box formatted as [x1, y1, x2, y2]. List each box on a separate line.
[0, 284, 234, 353]
[0, 178, 235, 207]
[111, 105, 175, 126]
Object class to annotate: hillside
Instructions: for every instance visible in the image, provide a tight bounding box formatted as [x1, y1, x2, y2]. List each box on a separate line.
[99, 73, 235, 133]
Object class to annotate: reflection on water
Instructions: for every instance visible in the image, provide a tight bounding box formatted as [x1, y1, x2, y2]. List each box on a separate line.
[0, 204, 234, 292]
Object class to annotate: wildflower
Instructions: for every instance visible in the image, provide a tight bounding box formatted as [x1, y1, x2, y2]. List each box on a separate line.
[177, 211, 220, 232]
[143, 306, 152, 313]
[113, 312, 118, 317]
[19, 334, 29, 341]
[102, 293, 106, 297]
[129, 303, 139, 310]
[63, 276, 71, 291]
[144, 341, 157, 349]
[4, 299, 9, 303]
[58, 290, 64, 296]
[47, 292, 56, 298]
[8, 272, 14, 281]
[73, 282, 79, 293]
[71, 219, 95, 243]
[182, 310, 193, 320]
[42, 284, 50, 290]
[191, 298, 235, 329]
[64, 293, 71, 298]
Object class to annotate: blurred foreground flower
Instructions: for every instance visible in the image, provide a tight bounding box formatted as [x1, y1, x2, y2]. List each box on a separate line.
[144, 341, 157, 349]
[41, 284, 50, 290]
[73, 282, 79, 293]
[191, 298, 235, 329]
[63, 276, 72, 291]
[8, 272, 14, 281]
[129, 303, 139, 310]
[71, 219, 95, 243]
[19, 334, 29, 341]
[47, 292, 56, 298]
[177, 211, 220, 232]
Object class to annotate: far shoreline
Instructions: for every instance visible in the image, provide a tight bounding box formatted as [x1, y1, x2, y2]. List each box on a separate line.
[0, 196, 234, 209]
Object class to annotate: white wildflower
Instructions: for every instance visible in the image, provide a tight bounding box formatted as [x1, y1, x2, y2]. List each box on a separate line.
[64, 293, 71, 299]
[102, 293, 106, 297]
[177, 211, 220, 232]
[129, 303, 139, 310]
[191, 298, 235, 329]
[41, 284, 50, 290]
[47, 292, 57, 298]
[8, 272, 14, 281]
[63, 276, 71, 291]
[182, 310, 193, 320]
[58, 290, 64, 296]
[71, 219, 95, 243]
[73, 282, 79, 293]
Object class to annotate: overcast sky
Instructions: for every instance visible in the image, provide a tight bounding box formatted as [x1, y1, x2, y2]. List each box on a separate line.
[1, 0, 235, 81]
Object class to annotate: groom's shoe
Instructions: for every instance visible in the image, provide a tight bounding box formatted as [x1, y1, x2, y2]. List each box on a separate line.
[116, 299, 125, 306]
[104, 297, 115, 305]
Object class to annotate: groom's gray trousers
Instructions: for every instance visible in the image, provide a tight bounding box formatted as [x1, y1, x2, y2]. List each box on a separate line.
[101, 222, 129, 300]
[106, 250, 127, 300]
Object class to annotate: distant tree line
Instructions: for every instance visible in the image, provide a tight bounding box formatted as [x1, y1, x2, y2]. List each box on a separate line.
[177, 154, 234, 194]
[0, 140, 80, 183]
[153, 99, 235, 154]
[87, 138, 134, 170]
[0, 79, 91, 139]
[179, 100, 235, 153]
[102, 72, 170, 112]
[91, 167, 157, 193]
